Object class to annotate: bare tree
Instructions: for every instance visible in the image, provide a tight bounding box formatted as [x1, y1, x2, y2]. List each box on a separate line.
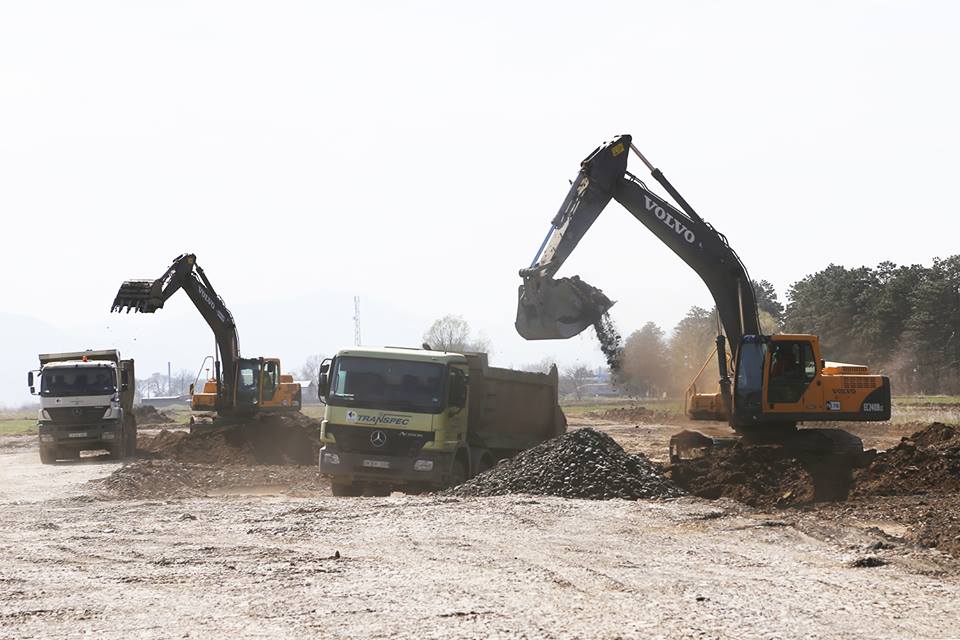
[562, 364, 593, 401]
[422, 315, 492, 354]
[298, 354, 327, 382]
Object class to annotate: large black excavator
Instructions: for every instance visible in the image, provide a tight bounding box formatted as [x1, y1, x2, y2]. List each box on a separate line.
[517, 135, 891, 460]
[112, 254, 301, 417]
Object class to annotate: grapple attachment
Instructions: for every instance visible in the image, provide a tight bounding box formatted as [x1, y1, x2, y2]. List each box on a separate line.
[111, 279, 165, 313]
[515, 274, 614, 340]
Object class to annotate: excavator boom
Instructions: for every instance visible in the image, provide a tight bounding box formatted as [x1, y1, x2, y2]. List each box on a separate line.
[517, 134, 760, 362]
[111, 254, 240, 409]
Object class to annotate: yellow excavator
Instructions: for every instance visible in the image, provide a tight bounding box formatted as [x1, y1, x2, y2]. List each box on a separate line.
[111, 254, 301, 418]
[516, 135, 890, 460]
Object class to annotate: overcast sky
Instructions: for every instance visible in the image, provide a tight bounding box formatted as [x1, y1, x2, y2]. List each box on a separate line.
[2, 1, 959, 406]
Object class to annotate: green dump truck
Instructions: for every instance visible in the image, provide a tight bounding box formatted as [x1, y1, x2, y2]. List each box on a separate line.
[317, 347, 565, 496]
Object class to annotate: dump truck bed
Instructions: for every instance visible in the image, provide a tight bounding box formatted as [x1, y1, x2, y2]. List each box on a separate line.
[464, 353, 565, 452]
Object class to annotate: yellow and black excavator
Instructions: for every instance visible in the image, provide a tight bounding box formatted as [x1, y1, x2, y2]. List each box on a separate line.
[516, 135, 891, 460]
[111, 254, 301, 417]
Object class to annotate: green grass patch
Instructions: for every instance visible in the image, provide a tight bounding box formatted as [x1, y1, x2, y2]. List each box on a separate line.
[0, 419, 36, 435]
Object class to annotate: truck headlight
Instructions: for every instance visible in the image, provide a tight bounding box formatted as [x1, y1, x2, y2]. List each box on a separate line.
[101, 432, 116, 440]
[39, 434, 55, 443]
[414, 459, 434, 472]
[39, 409, 51, 421]
[102, 406, 114, 419]
[323, 453, 340, 465]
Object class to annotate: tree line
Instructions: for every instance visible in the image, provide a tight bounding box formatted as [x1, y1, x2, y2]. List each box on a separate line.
[618, 256, 960, 397]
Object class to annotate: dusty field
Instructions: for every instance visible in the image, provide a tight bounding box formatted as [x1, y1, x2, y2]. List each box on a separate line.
[2, 417, 960, 638]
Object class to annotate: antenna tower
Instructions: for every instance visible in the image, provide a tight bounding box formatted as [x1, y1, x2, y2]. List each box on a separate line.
[353, 296, 362, 346]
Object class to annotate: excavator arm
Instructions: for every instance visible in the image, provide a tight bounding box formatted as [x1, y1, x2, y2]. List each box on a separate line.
[111, 254, 240, 407]
[517, 134, 761, 360]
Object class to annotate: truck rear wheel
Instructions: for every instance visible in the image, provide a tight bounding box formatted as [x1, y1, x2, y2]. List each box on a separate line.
[331, 482, 363, 497]
[39, 446, 57, 464]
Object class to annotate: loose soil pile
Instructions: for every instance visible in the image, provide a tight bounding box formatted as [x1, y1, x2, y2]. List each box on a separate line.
[851, 422, 960, 497]
[669, 444, 819, 509]
[448, 428, 682, 500]
[94, 460, 329, 499]
[140, 413, 320, 466]
[133, 404, 176, 425]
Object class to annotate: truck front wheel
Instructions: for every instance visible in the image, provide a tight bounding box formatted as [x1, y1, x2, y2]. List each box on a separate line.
[448, 457, 468, 488]
[39, 446, 57, 464]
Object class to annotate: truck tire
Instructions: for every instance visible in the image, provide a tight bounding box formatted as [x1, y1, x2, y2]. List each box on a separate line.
[39, 446, 57, 464]
[448, 457, 468, 488]
[126, 418, 138, 459]
[331, 482, 363, 497]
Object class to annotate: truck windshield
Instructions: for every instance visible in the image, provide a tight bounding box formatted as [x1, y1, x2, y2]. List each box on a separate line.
[329, 357, 446, 414]
[41, 367, 117, 396]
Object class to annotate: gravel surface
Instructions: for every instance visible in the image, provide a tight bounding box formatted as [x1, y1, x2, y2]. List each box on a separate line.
[4, 433, 960, 637]
[93, 459, 330, 499]
[448, 428, 682, 500]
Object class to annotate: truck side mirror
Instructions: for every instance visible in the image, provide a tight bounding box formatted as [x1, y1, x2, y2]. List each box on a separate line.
[27, 371, 36, 395]
[121, 370, 129, 391]
[318, 358, 332, 403]
[318, 372, 328, 402]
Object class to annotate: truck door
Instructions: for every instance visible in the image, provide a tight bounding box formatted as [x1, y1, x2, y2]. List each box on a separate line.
[763, 340, 821, 416]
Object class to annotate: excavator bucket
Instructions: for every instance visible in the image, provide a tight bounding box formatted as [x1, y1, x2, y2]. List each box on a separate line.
[111, 279, 165, 313]
[516, 274, 614, 340]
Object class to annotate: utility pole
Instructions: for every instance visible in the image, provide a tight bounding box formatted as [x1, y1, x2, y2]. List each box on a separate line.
[167, 361, 172, 395]
[353, 296, 362, 346]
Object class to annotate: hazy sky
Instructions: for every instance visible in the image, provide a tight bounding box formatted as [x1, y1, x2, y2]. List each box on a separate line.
[2, 1, 959, 405]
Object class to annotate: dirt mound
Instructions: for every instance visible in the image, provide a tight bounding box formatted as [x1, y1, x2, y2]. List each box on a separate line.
[851, 422, 960, 498]
[133, 404, 176, 425]
[590, 406, 679, 424]
[93, 460, 329, 499]
[448, 428, 682, 500]
[669, 444, 818, 508]
[140, 413, 320, 466]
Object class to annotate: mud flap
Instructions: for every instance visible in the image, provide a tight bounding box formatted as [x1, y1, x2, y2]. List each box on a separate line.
[516, 275, 614, 340]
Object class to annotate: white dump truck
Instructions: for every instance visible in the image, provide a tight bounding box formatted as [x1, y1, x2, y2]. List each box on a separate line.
[28, 349, 137, 464]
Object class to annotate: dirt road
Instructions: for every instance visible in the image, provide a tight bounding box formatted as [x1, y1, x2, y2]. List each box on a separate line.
[2, 438, 960, 639]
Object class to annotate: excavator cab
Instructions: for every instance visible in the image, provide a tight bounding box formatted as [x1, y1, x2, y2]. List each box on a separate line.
[235, 358, 262, 408]
[728, 334, 891, 427]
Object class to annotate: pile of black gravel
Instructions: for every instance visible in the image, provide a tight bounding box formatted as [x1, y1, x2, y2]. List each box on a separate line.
[448, 428, 683, 500]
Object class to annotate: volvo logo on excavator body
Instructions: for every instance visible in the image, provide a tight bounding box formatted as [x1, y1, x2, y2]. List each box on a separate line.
[644, 195, 696, 244]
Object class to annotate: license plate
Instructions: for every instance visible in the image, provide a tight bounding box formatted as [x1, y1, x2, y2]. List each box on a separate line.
[362, 459, 390, 469]
[68, 432, 88, 438]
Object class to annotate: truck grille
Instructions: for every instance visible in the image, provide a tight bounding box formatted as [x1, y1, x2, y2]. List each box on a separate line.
[46, 406, 107, 423]
[327, 424, 435, 457]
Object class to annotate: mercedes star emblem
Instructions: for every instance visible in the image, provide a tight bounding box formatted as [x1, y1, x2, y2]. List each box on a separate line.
[370, 430, 387, 447]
